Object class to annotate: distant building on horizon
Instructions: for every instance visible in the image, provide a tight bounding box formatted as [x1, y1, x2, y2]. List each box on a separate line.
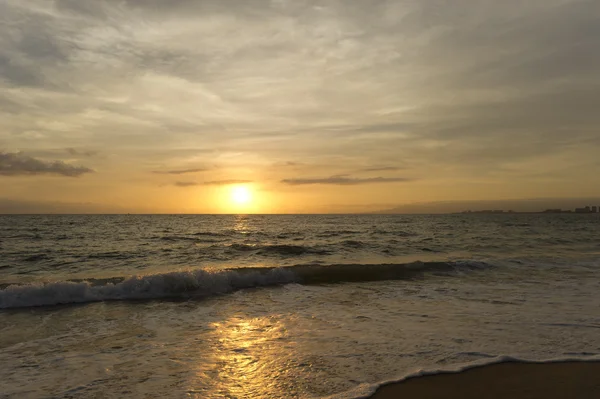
[461, 205, 599, 214]
[575, 206, 596, 213]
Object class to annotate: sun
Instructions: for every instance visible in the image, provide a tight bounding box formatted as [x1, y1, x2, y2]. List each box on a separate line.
[230, 185, 252, 205]
[219, 184, 261, 213]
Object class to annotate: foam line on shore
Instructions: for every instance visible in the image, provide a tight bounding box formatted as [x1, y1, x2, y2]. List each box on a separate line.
[323, 354, 600, 399]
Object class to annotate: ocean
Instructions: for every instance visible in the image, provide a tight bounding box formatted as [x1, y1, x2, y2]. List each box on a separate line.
[1, 214, 599, 398]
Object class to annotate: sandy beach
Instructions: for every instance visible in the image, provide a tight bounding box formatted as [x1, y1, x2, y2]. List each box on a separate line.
[369, 361, 600, 399]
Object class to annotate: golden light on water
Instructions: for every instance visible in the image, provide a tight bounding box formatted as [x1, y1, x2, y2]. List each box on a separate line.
[187, 316, 300, 398]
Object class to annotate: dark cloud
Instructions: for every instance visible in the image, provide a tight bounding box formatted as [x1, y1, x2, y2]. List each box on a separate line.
[0, 3, 73, 90]
[53, 0, 112, 19]
[66, 148, 98, 157]
[202, 179, 252, 186]
[0, 198, 129, 214]
[153, 168, 208, 175]
[56, 0, 275, 19]
[281, 175, 412, 186]
[174, 179, 252, 187]
[0, 152, 94, 177]
[360, 166, 404, 173]
[174, 181, 198, 187]
[0, 54, 44, 87]
[275, 161, 303, 167]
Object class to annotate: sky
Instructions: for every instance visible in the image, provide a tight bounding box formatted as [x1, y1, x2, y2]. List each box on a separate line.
[1, 0, 599, 213]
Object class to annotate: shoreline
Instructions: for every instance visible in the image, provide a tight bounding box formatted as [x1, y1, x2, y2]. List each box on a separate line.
[367, 360, 600, 399]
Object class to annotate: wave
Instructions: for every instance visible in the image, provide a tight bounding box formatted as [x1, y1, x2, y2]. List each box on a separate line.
[276, 232, 305, 239]
[342, 240, 365, 248]
[229, 243, 331, 255]
[288, 260, 489, 284]
[157, 235, 204, 242]
[259, 244, 331, 256]
[86, 252, 133, 260]
[156, 234, 228, 244]
[0, 268, 296, 309]
[316, 230, 361, 238]
[326, 354, 600, 399]
[0, 261, 490, 309]
[23, 254, 51, 262]
[7, 234, 43, 240]
[229, 243, 258, 251]
[370, 229, 417, 237]
[191, 232, 227, 237]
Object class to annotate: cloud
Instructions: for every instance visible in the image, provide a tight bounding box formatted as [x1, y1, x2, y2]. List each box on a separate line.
[0, 152, 94, 177]
[174, 179, 252, 187]
[153, 168, 208, 175]
[0, 198, 130, 214]
[273, 161, 303, 167]
[359, 166, 404, 172]
[174, 181, 198, 187]
[1, 0, 600, 209]
[66, 148, 98, 157]
[281, 175, 412, 186]
[202, 179, 252, 186]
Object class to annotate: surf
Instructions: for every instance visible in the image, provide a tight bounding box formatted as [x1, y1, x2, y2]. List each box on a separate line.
[0, 261, 490, 309]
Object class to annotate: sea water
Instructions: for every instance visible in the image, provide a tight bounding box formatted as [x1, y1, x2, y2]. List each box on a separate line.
[1, 214, 599, 398]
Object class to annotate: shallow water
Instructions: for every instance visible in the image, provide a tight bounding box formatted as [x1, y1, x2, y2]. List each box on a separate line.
[1, 214, 599, 398]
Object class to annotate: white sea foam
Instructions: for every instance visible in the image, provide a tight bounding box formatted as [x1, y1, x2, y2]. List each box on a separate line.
[0, 268, 297, 309]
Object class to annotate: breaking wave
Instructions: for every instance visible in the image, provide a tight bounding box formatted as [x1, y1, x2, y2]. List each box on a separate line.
[0, 261, 491, 309]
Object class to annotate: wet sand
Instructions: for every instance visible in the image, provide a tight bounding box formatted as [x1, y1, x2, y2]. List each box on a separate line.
[369, 361, 600, 399]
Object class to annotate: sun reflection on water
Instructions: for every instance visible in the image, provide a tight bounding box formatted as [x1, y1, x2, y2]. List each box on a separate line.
[233, 214, 251, 235]
[187, 315, 302, 398]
